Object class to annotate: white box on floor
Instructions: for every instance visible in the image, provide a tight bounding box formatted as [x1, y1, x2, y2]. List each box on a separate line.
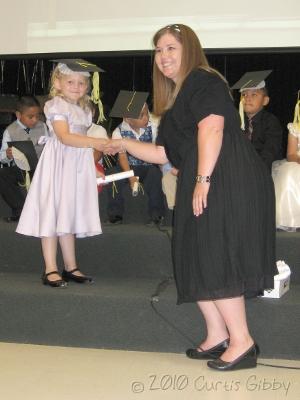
[262, 260, 291, 298]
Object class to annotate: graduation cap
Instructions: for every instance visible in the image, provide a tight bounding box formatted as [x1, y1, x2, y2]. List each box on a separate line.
[109, 90, 149, 119]
[231, 70, 272, 129]
[52, 59, 106, 123]
[52, 58, 104, 74]
[231, 70, 272, 92]
[8, 141, 39, 191]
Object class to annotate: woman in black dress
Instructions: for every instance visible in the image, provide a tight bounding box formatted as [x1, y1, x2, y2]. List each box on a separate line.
[105, 24, 276, 371]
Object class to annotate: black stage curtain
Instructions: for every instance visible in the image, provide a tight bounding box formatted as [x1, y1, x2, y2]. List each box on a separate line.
[1, 50, 299, 153]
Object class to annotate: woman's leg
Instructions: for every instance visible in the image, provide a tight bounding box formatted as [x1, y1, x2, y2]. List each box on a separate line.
[214, 296, 254, 361]
[59, 234, 84, 276]
[196, 300, 229, 350]
[41, 236, 61, 281]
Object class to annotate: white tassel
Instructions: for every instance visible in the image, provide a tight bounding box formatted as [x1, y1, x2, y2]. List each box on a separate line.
[293, 99, 300, 129]
[25, 171, 31, 191]
[239, 99, 245, 130]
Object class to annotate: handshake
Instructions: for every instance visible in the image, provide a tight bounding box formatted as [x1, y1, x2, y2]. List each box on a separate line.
[95, 138, 125, 155]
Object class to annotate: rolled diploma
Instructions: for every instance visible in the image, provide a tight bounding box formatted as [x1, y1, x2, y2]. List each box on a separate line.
[96, 170, 134, 185]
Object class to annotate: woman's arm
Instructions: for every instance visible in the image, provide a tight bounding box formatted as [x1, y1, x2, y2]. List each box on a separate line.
[52, 120, 107, 151]
[286, 134, 300, 163]
[105, 138, 168, 165]
[193, 114, 224, 216]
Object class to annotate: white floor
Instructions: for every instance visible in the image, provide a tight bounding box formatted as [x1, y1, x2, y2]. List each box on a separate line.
[0, 343, 299, 400]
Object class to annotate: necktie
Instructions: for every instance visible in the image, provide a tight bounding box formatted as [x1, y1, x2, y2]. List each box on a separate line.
[246, 119, 253, 141]
[24, 127, 30, 134]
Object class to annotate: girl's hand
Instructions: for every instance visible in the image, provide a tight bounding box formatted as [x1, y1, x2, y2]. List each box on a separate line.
[93, 138, 108, 152]
[192, 182, 210, 217]
[103, 139, 124, 155]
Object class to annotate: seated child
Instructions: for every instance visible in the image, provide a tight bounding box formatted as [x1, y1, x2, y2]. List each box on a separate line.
[107, 90, 165, 225]
[272, 95, 300, 231]
[0, 96, 48, 222]
[232, 70, 283, 171]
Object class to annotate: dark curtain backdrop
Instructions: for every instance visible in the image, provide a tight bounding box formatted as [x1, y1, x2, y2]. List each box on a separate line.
[1, 50, 299, 154]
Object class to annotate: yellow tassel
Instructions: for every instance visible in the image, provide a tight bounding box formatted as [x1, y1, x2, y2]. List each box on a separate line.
[112, 182, 118, 198]
[90, 72, 106, 123]
[239, 97, 245, 130]
[103, 154, 115, 169]
[293, 93, 300, 130]
[137, 182, 144, 195]
[18, 171, 31, 191]
[25, 171, 31, 191]
[102, 154, 119, 197]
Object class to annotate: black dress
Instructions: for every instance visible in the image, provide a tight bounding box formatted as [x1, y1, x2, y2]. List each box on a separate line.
[156, 69, 276, 304]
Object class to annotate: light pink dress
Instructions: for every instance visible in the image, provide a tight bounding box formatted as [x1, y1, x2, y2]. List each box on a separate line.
[16, 96, 102, 238]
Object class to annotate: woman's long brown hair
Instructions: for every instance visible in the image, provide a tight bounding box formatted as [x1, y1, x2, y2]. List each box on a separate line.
[152, 24, 226, 116]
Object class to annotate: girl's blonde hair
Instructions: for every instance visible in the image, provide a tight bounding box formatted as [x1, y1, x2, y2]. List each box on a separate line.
[49, 66, 91, 109]
[152, 24, 227, 116]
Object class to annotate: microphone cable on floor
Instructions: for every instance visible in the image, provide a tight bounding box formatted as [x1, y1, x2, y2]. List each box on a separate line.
[150, 276, 197, 347]
[257, 362, 300, 370]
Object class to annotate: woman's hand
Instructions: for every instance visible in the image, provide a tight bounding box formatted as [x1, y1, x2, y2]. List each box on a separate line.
[192, 182, 210, 216]
[103, 139, 124, 155]
[93, 138, 108, 152]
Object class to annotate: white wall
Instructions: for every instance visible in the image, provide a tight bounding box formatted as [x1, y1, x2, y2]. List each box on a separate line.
[1, 0, 300, 55]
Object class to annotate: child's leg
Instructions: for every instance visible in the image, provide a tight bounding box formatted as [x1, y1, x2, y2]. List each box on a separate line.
[59, 233, 84, 277]
[41, 236, 61, 280]
[143, 165, 165, 219]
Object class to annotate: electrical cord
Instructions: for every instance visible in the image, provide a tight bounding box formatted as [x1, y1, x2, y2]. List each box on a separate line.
[257, 362, 300, 370]
[150, 277, 197, 346]
[150, 299, 196, 346]
[150, 226, 300, 371]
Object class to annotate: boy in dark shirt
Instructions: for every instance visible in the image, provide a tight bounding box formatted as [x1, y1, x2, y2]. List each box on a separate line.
[233, 70, 283, 171]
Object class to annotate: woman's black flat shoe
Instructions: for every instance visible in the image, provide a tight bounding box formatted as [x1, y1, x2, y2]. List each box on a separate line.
[62, 268, 94, 284]
[186, 339, 229, 360]
[207, 343, 259, 371]
[42, 271, 67, 288]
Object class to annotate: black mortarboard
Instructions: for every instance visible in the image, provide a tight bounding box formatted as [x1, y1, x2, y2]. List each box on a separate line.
[7, 140, 39, 190]
[109, 90, 149, 119]
[231, 70, 272, 91]
[51, 59, 106, 122]
[231, 70, 272, 130]
[51, 59, 104, 73]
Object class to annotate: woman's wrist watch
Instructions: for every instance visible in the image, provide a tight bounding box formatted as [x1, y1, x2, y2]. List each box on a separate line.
[195, 174, 211, 183]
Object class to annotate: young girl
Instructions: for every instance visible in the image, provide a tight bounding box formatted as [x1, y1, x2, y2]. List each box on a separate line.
[16, 59, 107, 287]
[272, 94, 300, 231]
